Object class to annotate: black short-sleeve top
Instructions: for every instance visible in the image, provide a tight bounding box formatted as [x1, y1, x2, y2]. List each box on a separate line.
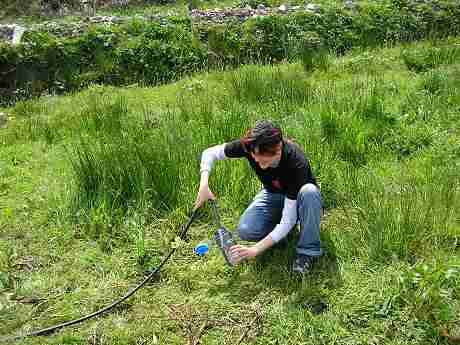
[224, 139, 317, 200]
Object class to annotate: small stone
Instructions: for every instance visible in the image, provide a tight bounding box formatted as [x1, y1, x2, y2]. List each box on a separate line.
[305, 3, 320, 12]
[238, 8, 250, 16]
[344, 0, 357, 10]
[0, 25, 14, 42]
[278, 4, 288, 12]
[301, 299, 328, 315]
[0, 113, 7, 128]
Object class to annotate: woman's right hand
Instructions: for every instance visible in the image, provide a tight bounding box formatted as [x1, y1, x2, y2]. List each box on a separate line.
[194, 184, 215, 210]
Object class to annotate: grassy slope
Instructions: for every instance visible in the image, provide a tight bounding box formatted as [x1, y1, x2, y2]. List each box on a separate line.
[1, 39, 460, 345]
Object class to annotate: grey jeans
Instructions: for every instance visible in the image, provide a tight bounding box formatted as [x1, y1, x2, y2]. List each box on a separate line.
[237, 183, 323, 257]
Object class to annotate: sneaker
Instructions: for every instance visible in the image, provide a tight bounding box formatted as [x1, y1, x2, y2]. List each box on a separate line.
[292, 254, 316, 274]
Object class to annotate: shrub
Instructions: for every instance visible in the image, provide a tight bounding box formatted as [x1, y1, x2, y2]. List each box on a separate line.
[2, 0, 460, 105]
[205, 23, 244, 67]
[398, 261, 460, 324]
[0, 19, 207, 105]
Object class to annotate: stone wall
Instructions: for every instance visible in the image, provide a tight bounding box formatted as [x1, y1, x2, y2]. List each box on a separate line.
[190, 3, 324, 23]
[1, 3, 325, 44]
[3, 0, 449, 45]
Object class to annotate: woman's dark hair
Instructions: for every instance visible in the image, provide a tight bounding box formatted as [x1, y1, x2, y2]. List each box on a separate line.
[242, 120, 283, 155]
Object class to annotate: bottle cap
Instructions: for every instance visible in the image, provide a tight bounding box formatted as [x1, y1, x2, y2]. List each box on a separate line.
[194, 242, 209, 256]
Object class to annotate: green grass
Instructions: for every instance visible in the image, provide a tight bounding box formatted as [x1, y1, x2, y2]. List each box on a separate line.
[1, 37, 460, 344]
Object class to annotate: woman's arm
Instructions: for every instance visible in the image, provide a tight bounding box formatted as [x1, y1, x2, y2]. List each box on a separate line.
[195, 144, 227, 209]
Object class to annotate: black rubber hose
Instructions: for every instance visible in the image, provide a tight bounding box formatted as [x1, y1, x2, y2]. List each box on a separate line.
[209, 199, 223, 228]
[1, 208, 199, 343]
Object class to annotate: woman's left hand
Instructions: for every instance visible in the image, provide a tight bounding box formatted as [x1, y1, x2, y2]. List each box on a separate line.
[230, 245, 259, 264]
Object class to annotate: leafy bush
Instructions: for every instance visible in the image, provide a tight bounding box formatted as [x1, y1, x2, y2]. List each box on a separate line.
[2, 0, 460, 105]
[0, 19, 207, 105]
[205, 23, 244, 66]
[398, 261, 460, 324]
[116, 21, 206, 84]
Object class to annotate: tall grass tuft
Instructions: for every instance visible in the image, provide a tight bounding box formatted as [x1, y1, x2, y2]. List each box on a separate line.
[70, 96, 183, 214]
[401, 43, 460, 72]
[8, 98, 58, 144]
[69, 90, 260, 218]
[70, 125, 183, 212]
[319, 108, 369, 166]
[299, 31, 331, 72]
[419, 69, 449, 95]
[80, 94, 126, 135]
[227, 65, 311, 106]
[349, 162, 460, 262]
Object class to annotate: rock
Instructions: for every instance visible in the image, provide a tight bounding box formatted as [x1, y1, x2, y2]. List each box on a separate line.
[344, 0, 357, 10]
[0, 25, 15, 42]
[12, 25, 26, 45]
[111, 16, 125, 23]
[257, 4, 266, 10]
[256, 8, 268, 15]
[237, 8, 251, 16]
[111, 0, 130, 6]
[0, 25, 26, 45]
[305, 3, 321, 12]
[278, 4, 288, 13]
[0, 113, 7, 128]
[91, 16, 105, 22]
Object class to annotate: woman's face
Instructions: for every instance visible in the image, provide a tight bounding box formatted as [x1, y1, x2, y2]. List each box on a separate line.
[250, 143, 283, 170]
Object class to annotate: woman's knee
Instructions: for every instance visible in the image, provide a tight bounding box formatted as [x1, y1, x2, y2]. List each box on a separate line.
[237, 219, 264, 241]
[298, 183, 322, 210]
[298, 183, 320, 199]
